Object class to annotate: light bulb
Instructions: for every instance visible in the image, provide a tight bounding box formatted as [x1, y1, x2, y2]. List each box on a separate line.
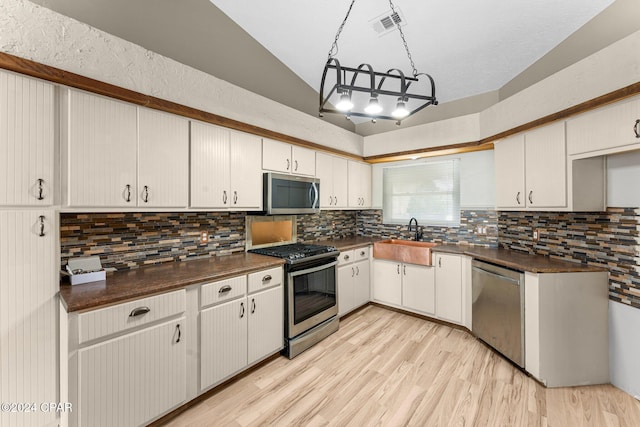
[392, 99, 409, 119]
[364, 97, 383, 114]
[335, 93, 353, 112]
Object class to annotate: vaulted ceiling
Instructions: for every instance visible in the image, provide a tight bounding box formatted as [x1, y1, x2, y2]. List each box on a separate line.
[29, 0, 640, 135]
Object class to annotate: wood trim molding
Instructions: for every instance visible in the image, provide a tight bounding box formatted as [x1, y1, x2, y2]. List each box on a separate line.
[0, 52, 362, 161]
[2, 52, 640, 164]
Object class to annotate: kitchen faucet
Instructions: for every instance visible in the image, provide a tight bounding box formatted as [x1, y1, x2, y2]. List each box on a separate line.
[408, 217, 423, 241]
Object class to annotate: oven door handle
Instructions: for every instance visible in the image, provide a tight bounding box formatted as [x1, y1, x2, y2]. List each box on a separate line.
[288, 260, 338, 278]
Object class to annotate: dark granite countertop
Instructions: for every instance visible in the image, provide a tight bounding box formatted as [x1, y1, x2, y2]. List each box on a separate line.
[432, 244, 605, 273]
[59, 253, 285, 313]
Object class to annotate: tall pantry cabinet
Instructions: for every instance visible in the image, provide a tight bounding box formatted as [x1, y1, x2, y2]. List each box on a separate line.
[0, 70, 59, 427]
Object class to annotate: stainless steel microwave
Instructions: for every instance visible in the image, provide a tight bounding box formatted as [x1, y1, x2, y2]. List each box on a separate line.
[262, 172, 320, 215]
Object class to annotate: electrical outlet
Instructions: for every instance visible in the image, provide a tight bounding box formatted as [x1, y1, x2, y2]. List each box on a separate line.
[532, 228, 540, 241]
[199, 231, 210, 244]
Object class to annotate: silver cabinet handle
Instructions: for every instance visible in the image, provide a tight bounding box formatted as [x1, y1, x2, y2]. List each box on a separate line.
[129, 306, 150, 317]
[218, 285, 232, 294]
[175, 324, 181, 343]
[528, 190, 533, 204]
[344, 254, 350, 261]
[37, 178, 44, 200]
[286, 158, 290, 170]
[329, 196, 333, 205]
[356, 266, 360, 276]
[334, 196, 337, 205]
[438, 257, 442, 268]
[403, 265, 406, 275]
[38, 215, 45, 237]
[124, 184, 132, 203]
[223, 190, 227, 204]
[233, 190, 238, 204]
[634, 119, 640, 138]
[360, 250, 365, 256]
[240, 302, 245, 318]
[516, 191, 520, 205]
[142, 185, 150, 203]
[351, 267, 355, 277]
[251, 298, 256, 314]
[295, 160, 298, 171]
[262, 275, 272, 283]
[397, 264, 400, 274]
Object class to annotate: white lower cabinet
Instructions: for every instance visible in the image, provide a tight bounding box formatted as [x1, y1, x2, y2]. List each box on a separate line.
[337, 247, 370, 316]
[76, 318, 187, 427]
[200, 267, 283, 391]
[434, 253, 463, 324]
[66, 289, 188, 427]
[372, 259, 435, 315]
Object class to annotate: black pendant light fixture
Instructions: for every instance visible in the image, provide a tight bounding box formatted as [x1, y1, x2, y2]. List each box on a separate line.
[319, 0, 437, 125]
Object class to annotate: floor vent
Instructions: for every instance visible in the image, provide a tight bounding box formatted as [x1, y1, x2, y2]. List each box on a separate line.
[370, 8, 406, 37]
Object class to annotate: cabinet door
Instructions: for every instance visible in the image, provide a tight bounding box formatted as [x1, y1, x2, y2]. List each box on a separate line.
[67, 90, 137, 207]
[0, 72, 54, 206]
[262, 138, 292, 173]
[353, 260, 370, 309]
[200, 299, 248, 390]
[525, 122, 567, 209]
[315, 153, 334, 208]
[77, 318, 186, 427]
[435, 254, 463, 324]
[348, 161, 371, 208]
[230, 131, 262, 209]
[0, 210, 57, 427]
[138, 108, 189, 207]
[567, 96, 640, 156]
[190, 121, 230, 208]
[332, 157, 349, 208]
[337, 264, 355, 316]
[247, 286, 283, 364]
[494, 134, 526, 209]
[292, 145, 316, 176]
[372, 259, 401, 306]
[359, 162, 372, 208]
[403, 264, 435, 316]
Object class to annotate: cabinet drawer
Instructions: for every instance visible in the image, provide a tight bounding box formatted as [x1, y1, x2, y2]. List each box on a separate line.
[201, 275, 247, 308]
[78, 289, 186, 344]
[338, 250, 355, 266]
[354, 246, 370, 261]
[248, 267, 282, 294]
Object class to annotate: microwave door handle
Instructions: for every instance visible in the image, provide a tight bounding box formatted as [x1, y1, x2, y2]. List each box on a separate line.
[312, 182, 319, 208]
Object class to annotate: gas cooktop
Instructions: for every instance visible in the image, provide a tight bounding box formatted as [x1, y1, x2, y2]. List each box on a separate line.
[249, 243, 339, 264]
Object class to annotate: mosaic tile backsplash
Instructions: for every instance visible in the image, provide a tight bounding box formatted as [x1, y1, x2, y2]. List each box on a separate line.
[356, 209, 499, 247]
[499, 208, 640, 309]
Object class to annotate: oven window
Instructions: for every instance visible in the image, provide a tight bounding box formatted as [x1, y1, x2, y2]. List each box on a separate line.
[292, 264, 336, 325]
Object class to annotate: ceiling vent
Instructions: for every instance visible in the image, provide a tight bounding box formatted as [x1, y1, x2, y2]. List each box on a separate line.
[370, 8, 406, 37]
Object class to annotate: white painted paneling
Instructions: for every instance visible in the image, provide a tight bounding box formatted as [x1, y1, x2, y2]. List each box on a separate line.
[524, 122, 567, 208]
[494, 135, 525, 209]
[138, 107, 189, 207]
[77, 318, 186, 427]
[0, 71, 55, 206]
[353, 259, 370, 309]
[403, 264, 435, 316]
[607, 151, 640, 207]
[248, 286, 283, 365]
[200, 275, 246, 308]
[291, 145, 315, 176]
[247, 266, 282, 294]
[229, 131, 262, 209]
[77, 289, 186, 344]
[200, 299, 248, 391]
[372, 259, 402, 306]
[0, 210, 57, 427]
[435, 253, 463, 324]
[190, 121, 231, 208]
[609, 301, 640, 399]
[262, 138, 292, 173]
[67, 90, 137, 207]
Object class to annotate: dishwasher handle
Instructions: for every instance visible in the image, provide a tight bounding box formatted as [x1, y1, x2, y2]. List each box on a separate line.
[472, 265, 521, 285]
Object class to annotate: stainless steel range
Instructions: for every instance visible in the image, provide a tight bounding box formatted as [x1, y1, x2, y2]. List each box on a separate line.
[249, 243, 340, 358]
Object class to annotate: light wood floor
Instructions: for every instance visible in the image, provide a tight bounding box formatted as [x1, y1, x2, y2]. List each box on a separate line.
[159, 305, 640, 426]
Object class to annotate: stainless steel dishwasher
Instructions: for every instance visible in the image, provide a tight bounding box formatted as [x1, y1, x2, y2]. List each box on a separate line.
[472, 260, 525, 367]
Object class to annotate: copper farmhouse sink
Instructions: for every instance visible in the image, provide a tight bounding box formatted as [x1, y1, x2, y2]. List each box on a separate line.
[373, 239, 438, 266]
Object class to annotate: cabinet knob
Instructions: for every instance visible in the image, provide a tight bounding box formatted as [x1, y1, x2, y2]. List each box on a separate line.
[634, 119, 640, 138]
[360, 250, 365, 256]
[129, 306, 150, 317]
[344, 254, 350, 261]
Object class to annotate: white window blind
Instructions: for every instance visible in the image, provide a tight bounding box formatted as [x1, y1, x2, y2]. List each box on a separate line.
[382, 160, 460, 226]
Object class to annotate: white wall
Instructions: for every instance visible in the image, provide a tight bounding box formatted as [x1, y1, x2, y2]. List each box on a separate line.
[607, 151, 640, 207]
[371, 150, 495, 210]
[0, 0, 364, 155]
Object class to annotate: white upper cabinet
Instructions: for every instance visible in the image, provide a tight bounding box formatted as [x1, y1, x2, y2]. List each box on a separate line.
[138, 108, 189, 207]
[348, 160, 372, 208]
[567, 95, 640, 157]
[316, 152, 348, 208]
[262, 138, 315, 176]
[66, 90, 138, 207]
[65, 90, 189, 208]
[190, 121, 262, 210]
[0, 71, 54, 206]
[494, 121, 604, 211]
